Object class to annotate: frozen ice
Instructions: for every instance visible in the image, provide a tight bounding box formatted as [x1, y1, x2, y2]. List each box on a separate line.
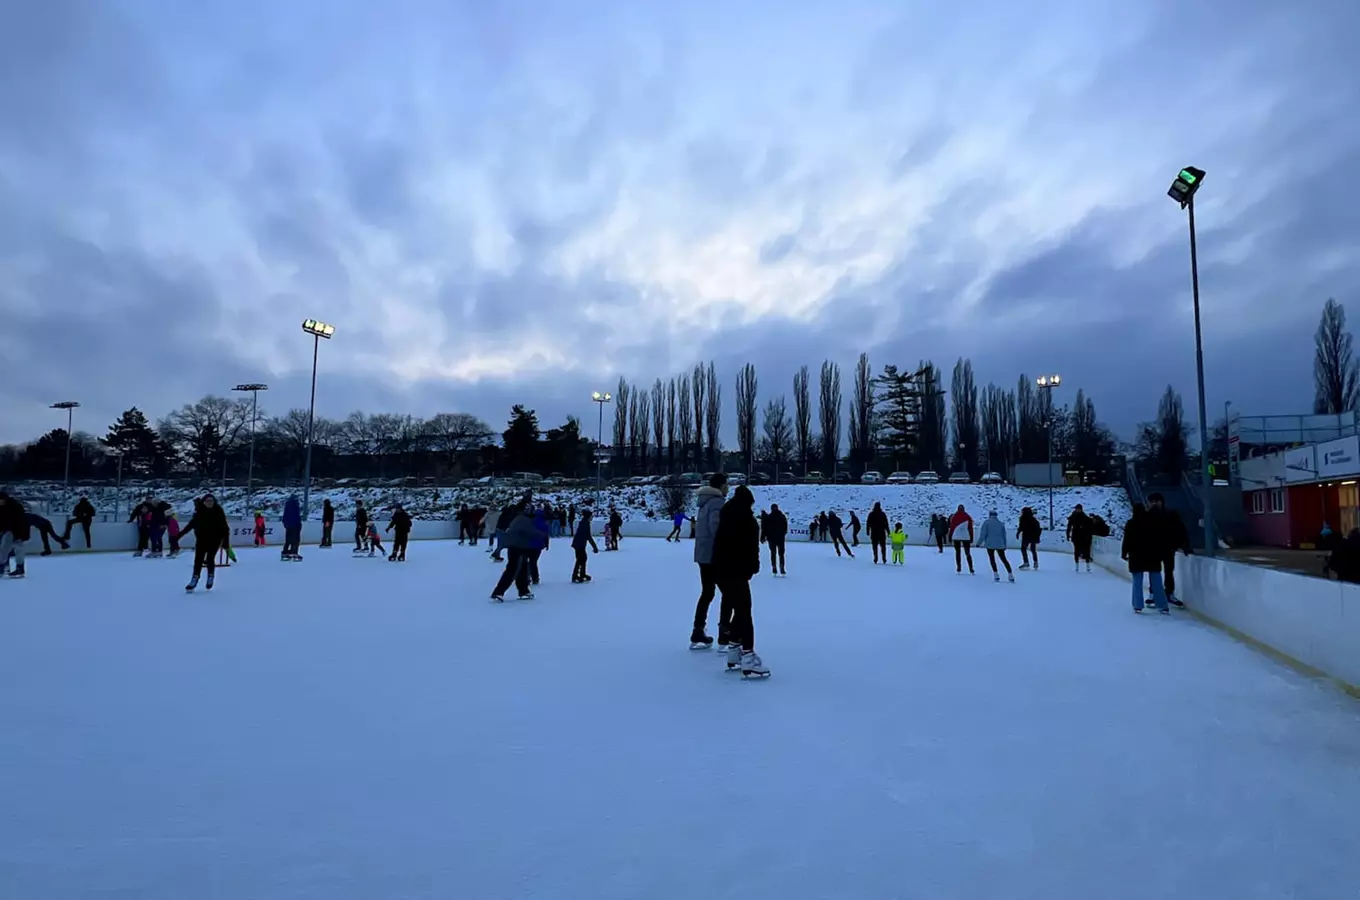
[2, 538, 1359, 899]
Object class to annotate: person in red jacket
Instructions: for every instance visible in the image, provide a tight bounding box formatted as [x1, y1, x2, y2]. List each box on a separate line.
[947, 504, 975, 574]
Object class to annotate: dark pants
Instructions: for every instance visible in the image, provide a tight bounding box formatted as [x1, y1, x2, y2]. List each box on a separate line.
[1162, 553, 1176, 595]
[986, 548, 1012, 574]
[871, 534, 887, 563]
[831, 531, 854, 556]
[458, 522, 469, 543]
[954, 540, 974, 572]
[168, 532, 180, 554]
[768, 538, 785, 573]
[724, 579, 754, 651]
[284, 526, 302, 556]
[528, 548, 542, 584]
[935, 534, 945, 552]
[1020, 540, 1038, 567]
[63, 518, 92, 548]
[851, 525, 860, 546]
[392, 531, 409, 558]
[355, 525, 366, 550]
[493, 548, 532, 597]
[573, 546, 589, 580]
[1073, 536, 1093, 563]
[191, 543, 217, 578]
[694, 562, 731, 641]
[667, 525, 682, 541]
[321, 522, 333, 546]
[149, 525, 165, 554]
[136, 524, 149, 553]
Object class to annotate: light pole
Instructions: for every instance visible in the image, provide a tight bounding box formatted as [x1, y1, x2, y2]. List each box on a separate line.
[300, 319, 335, 520]
[50, 401, 80, 502]
[1168, 166, 1216, 555]
[591, 391, 612, 489]
[232, 383, 269, 507]
[1037, 374, 1062, 530]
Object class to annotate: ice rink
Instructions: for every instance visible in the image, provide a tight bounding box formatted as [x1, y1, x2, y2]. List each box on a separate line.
[4, 537, 1360, 899]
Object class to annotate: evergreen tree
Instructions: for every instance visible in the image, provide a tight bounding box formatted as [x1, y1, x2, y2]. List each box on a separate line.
[818, 360, 842, 475]
[102, 407, 167, 475]
[1313, 297, 1358, 414]
[735, 363, 759, 474]
[502, 405, 541, 471]
[793, 365, 813, 475]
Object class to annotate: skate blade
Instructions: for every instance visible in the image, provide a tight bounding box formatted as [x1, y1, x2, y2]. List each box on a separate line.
[689, 642, 713, 650]
[740, 670, 771, 678]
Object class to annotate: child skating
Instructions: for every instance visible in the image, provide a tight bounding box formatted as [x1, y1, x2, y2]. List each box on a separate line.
[890, 523, 906, 565]
[253, 510, 267, 547]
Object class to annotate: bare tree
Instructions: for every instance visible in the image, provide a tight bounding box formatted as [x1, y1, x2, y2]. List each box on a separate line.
[849, 353, 873, 474]
[705, 360, 721, 471]
[818, 360, 843, 476]
[691, 363, 707, 471]
[652, 379, 666, 473]
[425, 412, 494, 462]
[637, 389, 652, 472]
[735, 362, 759, 474]
[612, 377, 630, 470]
[762, 396, 793, 478]
[665, 377, 679, 474]
[1314, 297, 1359, 414]
[793, 365, 812, 475]
[678, 374, 694, 470]
[950, 358, 980, 476]
[159, 395, 253, 474]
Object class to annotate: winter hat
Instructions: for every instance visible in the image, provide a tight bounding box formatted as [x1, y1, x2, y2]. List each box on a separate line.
[731, 485, 755, 508]
[989, 508, 998, 516]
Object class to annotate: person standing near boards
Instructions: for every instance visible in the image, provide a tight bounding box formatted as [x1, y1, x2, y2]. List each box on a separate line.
[977, 509, 1014, 582]
[866, 502, 890, 564]
[1016, 507, 1042, 570]
[690, 473, 729, 650]
[763, 503, 788, 576]
[948, 504, 975, 574]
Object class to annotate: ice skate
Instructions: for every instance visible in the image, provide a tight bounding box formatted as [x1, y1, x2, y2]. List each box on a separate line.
[132, 550, 143, 558]
[1168, 595, 1185, 608]
[491, 593, 505, 602]
[388, 553, 398, 561]
[167, 551, 179, 559]
[517, 590, 535, 600]
[185, 576, 198, 592]
[993, 572, 1000, 582]
[1019, 563, 1031, 570]
[40, 549, 52, 557]
[726, 643, 743, 671]
[8, 565, 25, 579]
[1074, 562, 1080, 572]
[396, 554, 404, 562]
[1085, 562, 1092, 573]
[1132, 607, 1142, 614]
[740, 651, 770, 678]
[205, 573, 215, 591]
[1158, 608, 1170, 616]
[689, 629, 714, 650]
[1007, 573, 1015, 583]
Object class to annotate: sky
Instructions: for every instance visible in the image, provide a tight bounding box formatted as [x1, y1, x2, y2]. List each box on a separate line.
[2, 0, 1358, 448]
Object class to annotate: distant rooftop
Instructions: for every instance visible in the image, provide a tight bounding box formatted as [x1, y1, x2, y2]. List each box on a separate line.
[1232, 412, 1360, 448]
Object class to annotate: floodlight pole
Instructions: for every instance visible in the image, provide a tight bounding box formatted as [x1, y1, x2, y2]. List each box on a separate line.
[1187, 196, 1216, 555]
[302, 333, 320, 519]
[592, 392, 612, 490]
[50, 401, 80, 503]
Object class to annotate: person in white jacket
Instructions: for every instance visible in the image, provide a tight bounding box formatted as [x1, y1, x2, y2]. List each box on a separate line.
[977, 509, 1014, 582]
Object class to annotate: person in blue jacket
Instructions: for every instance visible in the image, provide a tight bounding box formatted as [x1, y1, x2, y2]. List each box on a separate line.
[281, 494, 303, 561]
[571, 508, 599, 582]
[667, 509, 690, 542]
[528, 506, 551, 585]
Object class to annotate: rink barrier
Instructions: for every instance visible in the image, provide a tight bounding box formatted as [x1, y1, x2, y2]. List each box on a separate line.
[1091, 536, 1360, 696]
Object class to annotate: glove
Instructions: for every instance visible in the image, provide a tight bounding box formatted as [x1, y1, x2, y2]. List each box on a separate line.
[226, 547, 237, 562]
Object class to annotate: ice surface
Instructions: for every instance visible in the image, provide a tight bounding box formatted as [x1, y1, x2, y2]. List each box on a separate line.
[3, 539, 1359, 899]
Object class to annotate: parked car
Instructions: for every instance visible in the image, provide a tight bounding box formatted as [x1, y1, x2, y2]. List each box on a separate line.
[833, 472, 851, 484]
[778, 471, 798, 483]
[676, 472, 704, 486]
[750, 472, 771, 485]
[803, 471, 825, 484]
[915, 471, 941, 484]
[979, 472, 1004, 484]
[727, 473, 748, 486]
[948, 472, 970, 484]
[861, 470, 885, 485]
[886, 471, 912, 485]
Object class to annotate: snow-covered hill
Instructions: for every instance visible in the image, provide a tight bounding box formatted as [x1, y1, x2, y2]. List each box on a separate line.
[11, 480, 1130, 536]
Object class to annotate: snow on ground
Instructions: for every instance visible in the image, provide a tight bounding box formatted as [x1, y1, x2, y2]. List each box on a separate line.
[3, 540, 1358, 899]
[15, 480, 1132, 536]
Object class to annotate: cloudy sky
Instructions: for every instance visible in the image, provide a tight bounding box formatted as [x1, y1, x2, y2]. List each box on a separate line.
[2, 0, 1357, 447]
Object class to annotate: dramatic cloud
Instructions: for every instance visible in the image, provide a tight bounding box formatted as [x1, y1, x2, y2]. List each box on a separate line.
[3, 0, 1358, 445]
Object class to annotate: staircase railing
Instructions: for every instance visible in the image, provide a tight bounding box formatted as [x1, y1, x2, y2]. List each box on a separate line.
[1124, 459, 1147, 507]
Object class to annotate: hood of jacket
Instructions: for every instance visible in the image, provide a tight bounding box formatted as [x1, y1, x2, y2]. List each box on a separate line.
[695, 485, 727, 504]
[729, 484, 755, 509]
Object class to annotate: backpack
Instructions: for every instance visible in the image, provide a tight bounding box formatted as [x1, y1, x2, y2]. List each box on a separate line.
[1089, 515, 1111, 538]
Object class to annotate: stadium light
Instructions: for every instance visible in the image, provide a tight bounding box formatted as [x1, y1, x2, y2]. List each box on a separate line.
[592, 391, 612, 489]
[1036, 375, 1062, 529]
[50, 401, 80, 498]
[232, 384, 269, 506]
[300, 320, 336, 519]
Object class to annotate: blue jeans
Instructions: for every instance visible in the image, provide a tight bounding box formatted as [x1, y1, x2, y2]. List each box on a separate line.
[149, 525, 165, 554]
[1133, 571, 1168, 611]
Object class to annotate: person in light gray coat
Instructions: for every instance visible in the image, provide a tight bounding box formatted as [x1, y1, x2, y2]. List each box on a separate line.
[690, 473, 729, 648]
[977, 509, 1014, 582]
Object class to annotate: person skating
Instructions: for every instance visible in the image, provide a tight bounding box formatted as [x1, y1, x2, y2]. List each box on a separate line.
[468, 506, 487, 546]
[456, 503, 472, 544]
[165, 509, 182, 558]
[807, 515, 819, 542]
[607, 507, 623, 550]
[491, 503, 540, 601]
[529, 506, 551, 584]
[711, 485, 767, 677]
[978, 509, 1014, 582]
[948, 504, 975, 574]
[667, 509, 689, 542]
[0, 492, 30, 578]
[361, 520, 386, 557]
[817, 512, 828, 543]
[866, 502, 890, 564]
[183, 493, 230, 591]
[1066, 504, 1094, 572]
[387, 504, 412, 561]
[1147, 493, 1189, 607]
[571, 508, 599, 582]
[849, 511, 862, 547]
[25, 512, 70, 556]
[1122, 503, 1169, 614]
[128, 495, 155, 557]
[568, 504, 577, 534]
[253, 510, 267, 547]
[690, 473, 729, 649]
[890, 522, 907, 565]
[764, 503, 788, 575]
[557, 506, 568, 540]
[281, 494, 303, 561]
[320, 500, 335, 547]
[143, 499, 171, 558]
[489, 503, 517, 561]
[827, 511, 854, 557]
[931, 513, 949, 553]
[1016, 507, 1042, 570]
[354, 501, 370, 552]
[61, 496, 96, 548]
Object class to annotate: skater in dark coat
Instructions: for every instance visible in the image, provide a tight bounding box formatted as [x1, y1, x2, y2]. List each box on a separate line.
[763, 503, 789, 575]
[827, 511, 854, 557]
[817, 512, 829, 542]
[320, 500, 335, 547]
[528, 507, 551, 584]
[387, 505, 413, 561]
[849, 511, 862, 547]
[182, 494, 230, 591]
[456, 504, 472, 544]
[930, 514, 949, 552]
[128, 496, 155, 556]
[25, 512, 70, 556]
[491, 504, 540, 600]
[690, 473, 729, 648]
[710, 485, 767, 676]
[570, 508, 599, 582]
[1329, 529, 1360, 583]
[1122, 503, 1168, 613]
[807, 516, 819, 541]
[1147, 493, 1189, 606]
[62, 497, 96, 548]
[607, 508, 623, 550]
[354, 501, 370, 551]
[1016, 507, 1042, 570]
[1066, 504, 1094, 572]
[866, 503, 890, 563]
[147, 500, 171, 557]
[0, 492, 31, 577]
[281, 494, 303, 560]
[490, 504, 517, 561]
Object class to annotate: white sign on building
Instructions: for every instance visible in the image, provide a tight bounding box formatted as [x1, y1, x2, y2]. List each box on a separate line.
[1283, 445, 1318, 484]
[1316, 435, 1360, 480]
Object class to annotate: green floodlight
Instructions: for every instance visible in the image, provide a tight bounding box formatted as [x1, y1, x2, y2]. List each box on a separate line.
[1167, 166, 1206, 208]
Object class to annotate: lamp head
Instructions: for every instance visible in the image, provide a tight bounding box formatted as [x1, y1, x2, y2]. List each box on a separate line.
[233, 383, 269, 392]
[51, 401, 80, 410]
[302, 319, 336, 339]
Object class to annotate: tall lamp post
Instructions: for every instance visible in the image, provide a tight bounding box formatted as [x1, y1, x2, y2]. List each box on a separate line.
[300, 319, 335, 520]
[1036, 374, 1062, 530]
[1167, 166, 1215, 555]
[591, 391, 612, 489]
[50, 401, 80, 502]
[232, 383, 269, 508]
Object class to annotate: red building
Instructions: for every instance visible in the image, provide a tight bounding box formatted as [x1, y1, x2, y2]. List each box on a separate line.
[1239, 436, 1360, 547]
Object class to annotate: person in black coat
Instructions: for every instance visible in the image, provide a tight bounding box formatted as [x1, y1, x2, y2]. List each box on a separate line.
[490, 504, 517, 561]
[181, 493, 230, 590]
[62, 497, 96, 548]
[128, 495, 155, 556]
[570, 508, 599, 583]
[710, 485, 766, 673]
[1328, 529, 1360, 583]
[387, 505, 413, 561]
[763, 503, 789, 575]
[866, 503, 890, 563]
[354, 501, 370, 551]
[930, 514, 949, 552]
[849, 511, 862, 546]
[491, 504, 539, 600]
[1146, 493, 1190, 606]
[320, 500, 335, 547]
[456, 504, 472, 544]
[1121, 503, 1168, 613]
[0, 492, 31, 576]
[827, 511, 854, 558]
[26, 512, 70, 555]
[1066, 504, 1094, 572]
[1016, 507, 1043, 570]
